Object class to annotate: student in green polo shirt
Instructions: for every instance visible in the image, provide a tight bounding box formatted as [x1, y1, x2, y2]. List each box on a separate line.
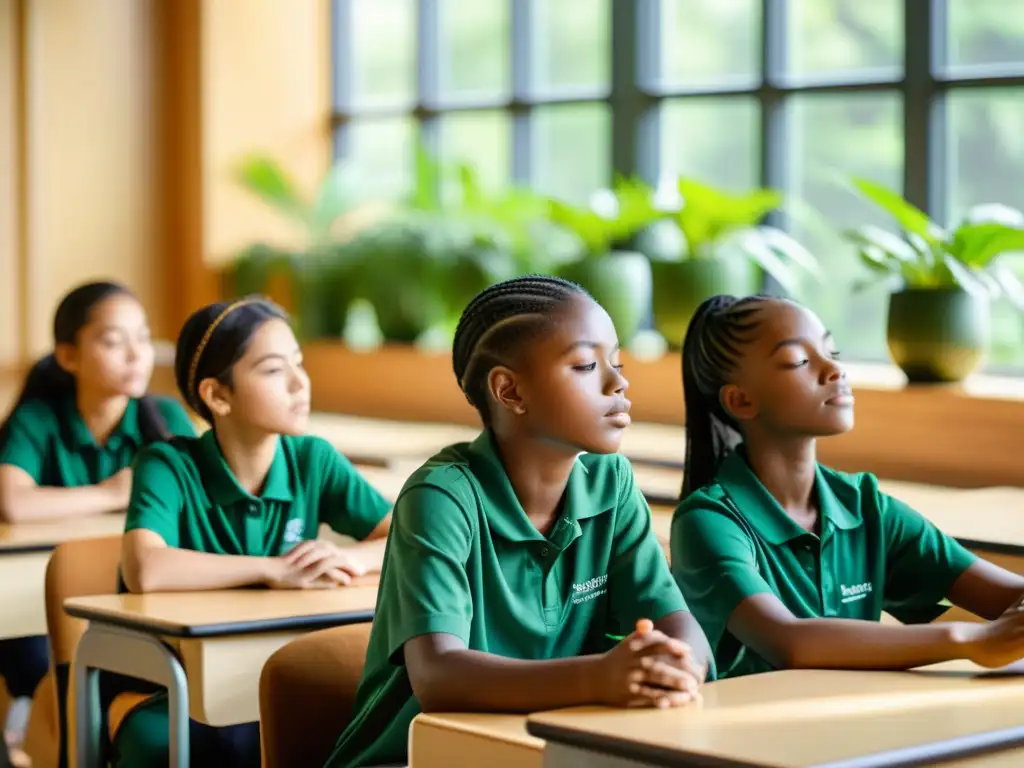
[671, 294, 1024, 681]
[113, 297, 392, 768]
[0, 281, 194, 764]
[324, 275, 712, 768]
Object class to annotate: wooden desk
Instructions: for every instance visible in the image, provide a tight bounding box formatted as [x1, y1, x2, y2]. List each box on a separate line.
[528, 663, 1024, 767]
[619, 422, 686, 468]
[410, 713, 543, 768]
[355, 463, 417, 503]
[0, 513, 126, 639]
[66, 584, 378, 768]
[307, 412, 686, 470]
[307, 412, 476, 464]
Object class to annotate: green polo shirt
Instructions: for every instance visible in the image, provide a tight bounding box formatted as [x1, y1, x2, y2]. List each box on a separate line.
[124, 431, 391, 555]
[325, 430, 687, 768]
[0, 395, 195, 487]
[671, 449, 978, 679]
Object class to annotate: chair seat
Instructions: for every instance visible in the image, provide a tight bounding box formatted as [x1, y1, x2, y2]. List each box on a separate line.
[108, 692, 154, 741]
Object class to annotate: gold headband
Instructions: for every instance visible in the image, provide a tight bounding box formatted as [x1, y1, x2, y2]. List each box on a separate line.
[187, 299, 254, 404]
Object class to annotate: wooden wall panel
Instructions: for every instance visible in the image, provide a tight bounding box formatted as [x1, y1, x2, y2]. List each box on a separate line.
[22, 0, 164, 353]
[0, 0, 24, 367]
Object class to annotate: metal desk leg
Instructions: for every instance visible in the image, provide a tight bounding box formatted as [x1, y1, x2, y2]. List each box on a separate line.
[73, 623, 189, 768]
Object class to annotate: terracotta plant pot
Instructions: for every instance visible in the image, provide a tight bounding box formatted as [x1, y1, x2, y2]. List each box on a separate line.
[886, 287, 990, 384]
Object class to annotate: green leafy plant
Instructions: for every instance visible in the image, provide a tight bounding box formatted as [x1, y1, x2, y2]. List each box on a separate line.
[669, 177, 820, 296]
[547, 176, 665, 258]
[231, 154, 364, 339]
[235, 155, 357, 247]
[845, 177, 1024, 308]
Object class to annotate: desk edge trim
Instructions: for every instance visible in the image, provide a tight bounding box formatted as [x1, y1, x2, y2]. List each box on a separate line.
[62, 606, 376, 638]
[526, 720, 1024, 768]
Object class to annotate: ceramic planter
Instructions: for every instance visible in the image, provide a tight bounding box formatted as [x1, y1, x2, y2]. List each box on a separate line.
[650, 257, 760, 349]
[886, 287, 991, 384]
[558, 251, 652, 346]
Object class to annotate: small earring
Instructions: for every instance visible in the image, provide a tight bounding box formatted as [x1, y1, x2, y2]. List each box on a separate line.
[515, 405, 527, 415]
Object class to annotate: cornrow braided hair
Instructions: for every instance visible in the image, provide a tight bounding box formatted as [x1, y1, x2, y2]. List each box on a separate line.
[452, 275, 587, 425]
[680, 293, 770, 499]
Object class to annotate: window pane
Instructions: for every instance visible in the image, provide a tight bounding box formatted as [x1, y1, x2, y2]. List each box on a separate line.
[439, 110, 511, 198]
[787, 93, 903, 361]
[947, 0, 1024, 73]
[340, 118, 415, 200]
[439, 0, 510, 100]
[534, 0, 610, 93]
[787, 0, 902, 81]
[349, 0, 415, 108]
[948, 87, 1024, 370]
[660, 98, 759, 192]
[655, 0, 760, 90]
[532, 103, 610, 202]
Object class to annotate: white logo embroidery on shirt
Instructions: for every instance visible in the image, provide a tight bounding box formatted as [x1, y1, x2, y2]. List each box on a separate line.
[840, 581, 873, 604]
[283, 518, 305, 545]
[571, 574, 608, 605]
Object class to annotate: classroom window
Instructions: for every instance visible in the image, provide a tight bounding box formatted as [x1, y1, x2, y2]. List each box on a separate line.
[333, 0, 1024, 371]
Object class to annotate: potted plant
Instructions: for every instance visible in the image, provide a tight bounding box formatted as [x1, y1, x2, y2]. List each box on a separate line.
[648, 177, 819, 349]
[547, 177, 667, 346]
[845, 177, 1024, 383]
[231, 155, 367, 340]
[349, 148, 518, 345]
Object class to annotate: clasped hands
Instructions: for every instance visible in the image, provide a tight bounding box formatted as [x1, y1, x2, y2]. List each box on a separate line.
[265, 540, 367, 589]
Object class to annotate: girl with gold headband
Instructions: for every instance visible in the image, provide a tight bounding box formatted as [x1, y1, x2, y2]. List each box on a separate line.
[113, 297, 393, 768]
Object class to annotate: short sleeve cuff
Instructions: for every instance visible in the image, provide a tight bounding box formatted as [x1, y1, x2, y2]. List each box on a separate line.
[387, 613, 471, 665]
[634, 590, 689, 624]
[0, 452, 41, 483]
[348, 500, 391, 541]
[931, 543, 978, 600]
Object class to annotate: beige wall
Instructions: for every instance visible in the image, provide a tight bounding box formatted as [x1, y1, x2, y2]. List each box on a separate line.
[3, 0, 332, 361]
[0, 0, 24, 366]
[21, 0, 163, 356]
[202, 0, 332, 265]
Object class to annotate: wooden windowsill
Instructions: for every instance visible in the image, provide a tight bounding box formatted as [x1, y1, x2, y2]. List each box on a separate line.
[296, 342, 1024, 489]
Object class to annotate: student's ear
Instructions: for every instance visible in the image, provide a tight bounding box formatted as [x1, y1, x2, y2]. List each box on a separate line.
[54, 343, 79, 375]
[721, 383, 757, 423]
[197, 378, 233, 419]
[488, 366, 527, 417]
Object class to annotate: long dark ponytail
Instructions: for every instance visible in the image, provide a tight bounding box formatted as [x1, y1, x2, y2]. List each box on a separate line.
[680, 294, 769, 499]
[1, 281, 170, 445]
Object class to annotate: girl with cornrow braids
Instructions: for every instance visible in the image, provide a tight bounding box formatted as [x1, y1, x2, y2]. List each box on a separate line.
[114, 297, 392, 768]
[325, 275, 711, 768]
[671, 294, 1024, 681]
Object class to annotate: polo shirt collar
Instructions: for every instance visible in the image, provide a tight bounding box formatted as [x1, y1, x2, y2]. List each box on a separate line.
[196, 430, 294, 506]
[718, 448, 861, 545]
[466, 430, 610, 544]
[62, 395, 141, 452]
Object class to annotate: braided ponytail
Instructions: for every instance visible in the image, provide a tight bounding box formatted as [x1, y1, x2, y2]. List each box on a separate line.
[680, 294, 769, 498]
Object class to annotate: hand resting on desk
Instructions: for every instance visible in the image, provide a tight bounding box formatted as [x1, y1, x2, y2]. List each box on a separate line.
[267, 539, 369, 589]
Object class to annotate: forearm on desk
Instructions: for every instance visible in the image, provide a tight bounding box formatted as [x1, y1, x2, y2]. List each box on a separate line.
[763, 618, 969, 670]
[409, 642, 602, 714]
[123, 544, 272, 593]
[655, 611, 714, 680]
[346, 537, 388, 573]
[0, 484, 118, 523]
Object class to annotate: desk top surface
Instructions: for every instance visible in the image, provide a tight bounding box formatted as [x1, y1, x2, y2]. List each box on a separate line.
[0, 513, 127, 554]
[63, 580, 379, 638]
[640, 466, 1024, 552]
[528, 662, 1024, 767]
